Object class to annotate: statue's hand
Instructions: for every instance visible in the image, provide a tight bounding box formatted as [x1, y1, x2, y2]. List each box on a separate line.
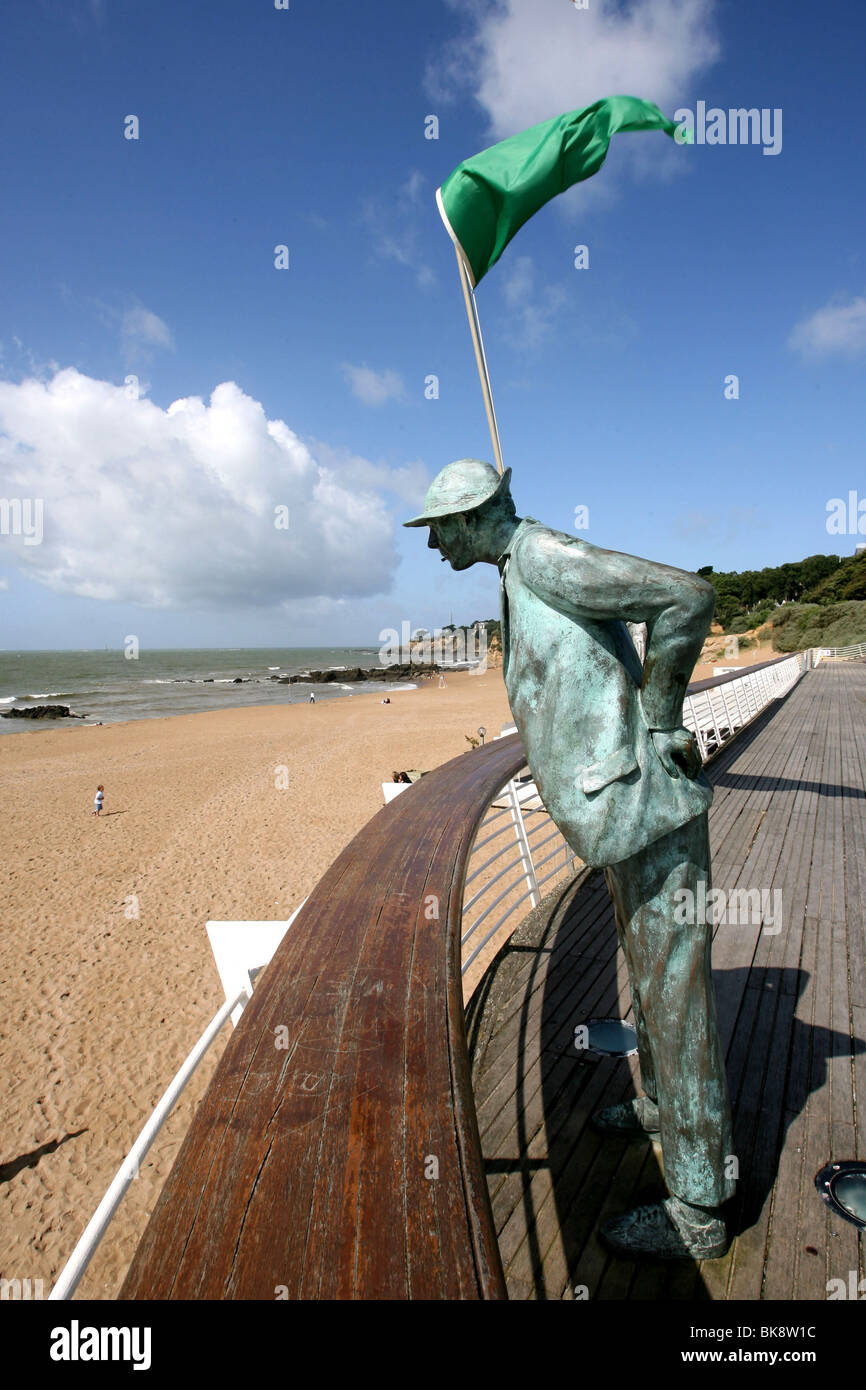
[651, 727, 702, 780]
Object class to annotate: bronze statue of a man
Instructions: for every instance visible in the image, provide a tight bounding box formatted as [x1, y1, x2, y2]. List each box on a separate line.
[405, 459, 735, 1260]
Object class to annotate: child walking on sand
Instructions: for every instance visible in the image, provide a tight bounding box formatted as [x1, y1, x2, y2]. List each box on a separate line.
[93, 785, 104, 816]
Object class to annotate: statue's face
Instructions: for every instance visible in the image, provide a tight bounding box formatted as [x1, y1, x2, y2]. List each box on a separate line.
[426, 514, 477, 570]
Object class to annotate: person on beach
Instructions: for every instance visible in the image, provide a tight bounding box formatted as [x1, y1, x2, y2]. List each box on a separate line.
[309, 692, 316, 704]
[93, 785, 104, 816]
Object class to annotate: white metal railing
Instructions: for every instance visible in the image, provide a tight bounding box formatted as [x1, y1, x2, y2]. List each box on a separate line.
[815, 642, 866, 662]
[49, 987, 248, 1300]
[683, 653, 810, 761]
[48, 910, 306, 1300]
[461, 742, 577, 987]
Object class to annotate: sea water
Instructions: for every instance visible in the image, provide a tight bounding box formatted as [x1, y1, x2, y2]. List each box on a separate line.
[0, 647, 397, 734]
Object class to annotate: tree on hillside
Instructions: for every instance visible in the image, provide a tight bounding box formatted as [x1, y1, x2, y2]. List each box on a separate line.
[802, 550, 866, 603]
[701, 554, 844, 628]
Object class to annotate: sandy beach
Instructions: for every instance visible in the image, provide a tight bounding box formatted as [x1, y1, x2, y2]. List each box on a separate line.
[690, 628, 778, 683]
[0, 669, 513, 1299]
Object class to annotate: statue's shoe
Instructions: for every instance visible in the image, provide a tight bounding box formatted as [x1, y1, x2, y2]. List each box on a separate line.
[590, 1096, 661, 1139]
[599, 1198, 729, 1260]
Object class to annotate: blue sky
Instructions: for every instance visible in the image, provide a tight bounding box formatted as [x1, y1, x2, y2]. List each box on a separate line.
[1, 0, 864, 649]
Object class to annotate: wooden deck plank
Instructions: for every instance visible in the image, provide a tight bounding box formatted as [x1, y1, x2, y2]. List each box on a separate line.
[471, 904, 624, 1141]
[762, 1106, 808, 1300]
[853, 1004, 866, 1161]
[723, 681, 824, 1299]
[727, 979, 797, 1300]
[473, 942, 623, 1162]
[470, 665, 866, 1300]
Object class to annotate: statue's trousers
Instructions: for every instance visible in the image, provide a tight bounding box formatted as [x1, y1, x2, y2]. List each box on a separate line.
[603, 812, 736, 1208]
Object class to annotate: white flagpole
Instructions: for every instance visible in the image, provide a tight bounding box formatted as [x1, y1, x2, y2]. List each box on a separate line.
[453, 245, 505, 476]
[436, 186, 504, 475]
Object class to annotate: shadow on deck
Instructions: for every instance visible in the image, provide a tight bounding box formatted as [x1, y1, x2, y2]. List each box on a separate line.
[466, 663, 866, 1300]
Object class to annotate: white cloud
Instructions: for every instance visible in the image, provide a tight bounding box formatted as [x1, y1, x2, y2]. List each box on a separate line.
[500, 255, 567, 349]
[311, 441, 429, 506]
[434, 0, 720, 133]
[341, 363, 406, 406]
[402, 170, 425, 206]
[362, 170, 437, 288]
[60, 294, 174, 366]
[429, 0, 720, 205]
[121, 305, 174, 359]
[502, 255, 535, 306]
[8, 336, 61, 379]
[0, 369, 403, 609]
[789, 295, 866, 360]
[122, 307, 174, 350]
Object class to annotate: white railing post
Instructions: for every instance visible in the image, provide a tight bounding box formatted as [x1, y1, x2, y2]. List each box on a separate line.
[759, 667, 772, 705]
[707, 692, 723, 750]
[718, 683, 736, 735]
[686, 695, 707, 760]
[731, 676, 748, 726]
[507, 777, 540, 911]
[49, 988, 248, 1301]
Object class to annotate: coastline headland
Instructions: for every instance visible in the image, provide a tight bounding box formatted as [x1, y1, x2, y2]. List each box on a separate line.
[277, 662, 449, 684]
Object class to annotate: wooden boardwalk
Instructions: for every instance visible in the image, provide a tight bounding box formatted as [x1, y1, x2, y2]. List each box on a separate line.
[466, 663, 866, 1300]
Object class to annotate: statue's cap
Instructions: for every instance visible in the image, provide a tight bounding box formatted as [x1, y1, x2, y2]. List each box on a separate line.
[403, 459, 512, 527]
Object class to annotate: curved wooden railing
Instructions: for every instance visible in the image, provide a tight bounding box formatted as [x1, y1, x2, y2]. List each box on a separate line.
[119, 733, 527, 1300]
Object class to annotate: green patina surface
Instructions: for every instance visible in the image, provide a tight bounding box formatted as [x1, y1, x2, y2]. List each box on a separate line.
[405, 459, 736, 1249]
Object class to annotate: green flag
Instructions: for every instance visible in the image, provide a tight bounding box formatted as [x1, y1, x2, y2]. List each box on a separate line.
[437, 95, 684, 288]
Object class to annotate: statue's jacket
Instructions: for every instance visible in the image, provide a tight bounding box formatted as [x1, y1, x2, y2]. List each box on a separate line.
[499, 520, 714, 868]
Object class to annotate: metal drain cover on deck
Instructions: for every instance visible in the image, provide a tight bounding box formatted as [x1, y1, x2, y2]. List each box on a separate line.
[574, 1017, 638, 1059]
[815, 1161, 866, 1230]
